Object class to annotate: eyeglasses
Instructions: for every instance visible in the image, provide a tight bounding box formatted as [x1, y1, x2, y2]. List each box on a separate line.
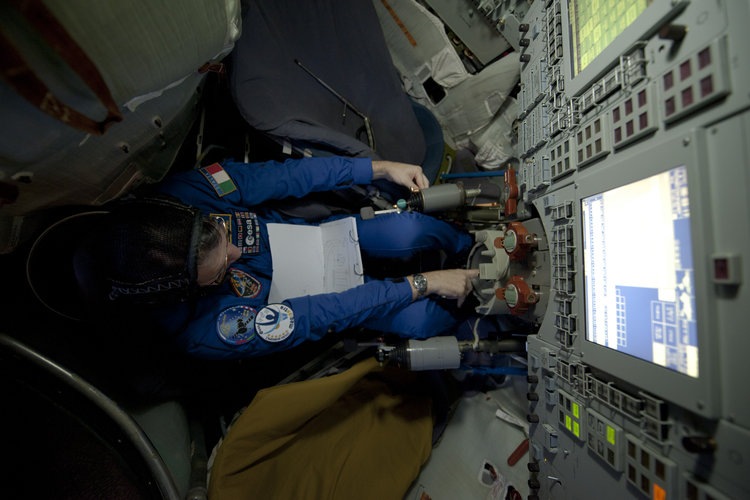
[209, 216, 230, 286]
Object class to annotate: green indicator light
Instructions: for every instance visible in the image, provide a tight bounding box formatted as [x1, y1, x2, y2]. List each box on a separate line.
[566, 415, 572, 431]
[607, 425, 616, 445]
[572, 403, 580, 419]
[573, 421, 580, 437]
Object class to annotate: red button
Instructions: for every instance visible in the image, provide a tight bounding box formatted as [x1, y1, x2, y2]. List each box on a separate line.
[714, 258, 728, 280]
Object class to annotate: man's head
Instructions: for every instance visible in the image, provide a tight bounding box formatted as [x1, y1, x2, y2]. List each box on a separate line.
[99, 198, 239, 306]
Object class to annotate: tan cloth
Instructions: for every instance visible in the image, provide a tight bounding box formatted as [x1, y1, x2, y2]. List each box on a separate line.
[208, 358, 433, 500]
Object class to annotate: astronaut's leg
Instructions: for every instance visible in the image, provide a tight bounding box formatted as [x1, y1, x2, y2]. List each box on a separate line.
[354, 211, 472, 259]
[363, 296, 464, 339]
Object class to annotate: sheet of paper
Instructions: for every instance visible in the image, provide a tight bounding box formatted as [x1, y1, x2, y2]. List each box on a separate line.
[267, 217, 363, 303]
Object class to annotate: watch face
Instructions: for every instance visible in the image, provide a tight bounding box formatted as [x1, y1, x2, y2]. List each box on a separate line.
[414, 274, 427, 295]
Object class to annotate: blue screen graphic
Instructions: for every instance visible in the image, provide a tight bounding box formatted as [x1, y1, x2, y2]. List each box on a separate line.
[581, 166, 698, 377]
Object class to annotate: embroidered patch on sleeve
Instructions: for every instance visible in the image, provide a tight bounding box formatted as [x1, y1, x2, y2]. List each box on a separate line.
[200, 163, 237, 197]
[234, 211, 261, 255]
[255, 304, 295, 343]
[216, 305, 257, 345]
[229, 269, 262, 298]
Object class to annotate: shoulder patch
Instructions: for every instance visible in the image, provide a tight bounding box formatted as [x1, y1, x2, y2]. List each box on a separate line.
[200, 163, 237, 197]
[216, 305, 257, 345]
[233, 211, 261, 255]
[229, 269, 262, 298]
[255, 304, 295, 343]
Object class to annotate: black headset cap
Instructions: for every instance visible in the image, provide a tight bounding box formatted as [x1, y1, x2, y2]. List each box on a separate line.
[102, 197, 203, 306]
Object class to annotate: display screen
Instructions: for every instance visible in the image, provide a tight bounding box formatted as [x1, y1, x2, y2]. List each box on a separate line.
[568, 0, 652, 76]
[581, 166, 698, 377]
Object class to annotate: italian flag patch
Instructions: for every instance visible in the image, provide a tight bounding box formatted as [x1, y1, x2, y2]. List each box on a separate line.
[200, 163, 237, 197]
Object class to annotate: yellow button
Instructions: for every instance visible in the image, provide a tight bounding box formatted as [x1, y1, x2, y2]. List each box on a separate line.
[607, 425, 616, 445]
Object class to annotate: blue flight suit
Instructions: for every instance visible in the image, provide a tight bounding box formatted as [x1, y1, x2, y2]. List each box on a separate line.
[154, 157, 472, 360]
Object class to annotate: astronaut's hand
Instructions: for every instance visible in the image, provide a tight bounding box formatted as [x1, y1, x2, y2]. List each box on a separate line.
[372, 161, 430, 191]
[409, 269, 480, 307]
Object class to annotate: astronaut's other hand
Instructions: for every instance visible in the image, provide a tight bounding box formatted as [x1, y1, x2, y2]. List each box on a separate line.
[409, 269, 479, 307]
[372, 160, 430, 192]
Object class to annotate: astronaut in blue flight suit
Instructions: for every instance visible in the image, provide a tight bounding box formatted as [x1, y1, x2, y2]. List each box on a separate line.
[148, 156, 479, 360]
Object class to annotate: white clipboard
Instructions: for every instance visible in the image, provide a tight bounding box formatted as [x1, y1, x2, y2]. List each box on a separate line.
[266, 217, 364, 302]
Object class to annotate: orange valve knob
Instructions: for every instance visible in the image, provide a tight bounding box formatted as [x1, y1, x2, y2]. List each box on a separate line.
[496, 276, 538, 315]
[502, 221, 536, 260]
[504, 167, 519, 216]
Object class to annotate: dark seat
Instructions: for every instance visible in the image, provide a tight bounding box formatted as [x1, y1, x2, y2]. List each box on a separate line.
[230, 0, 444, 188]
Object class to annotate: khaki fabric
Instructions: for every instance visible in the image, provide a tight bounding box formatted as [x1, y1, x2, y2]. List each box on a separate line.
[208, 358, 433, 500]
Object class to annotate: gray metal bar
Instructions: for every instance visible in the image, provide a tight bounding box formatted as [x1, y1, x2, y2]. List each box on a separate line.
[0, 334, 182, 500]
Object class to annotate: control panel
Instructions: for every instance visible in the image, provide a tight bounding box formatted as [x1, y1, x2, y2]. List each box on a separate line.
[471, 0, 750, 498]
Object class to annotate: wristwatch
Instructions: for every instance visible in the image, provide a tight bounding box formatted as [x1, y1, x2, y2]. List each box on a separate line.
[413, 273, 428, 297]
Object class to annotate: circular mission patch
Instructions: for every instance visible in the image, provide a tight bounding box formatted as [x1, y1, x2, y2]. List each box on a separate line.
[254, 304, 295, 342]
[216, 305, 257, 345]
